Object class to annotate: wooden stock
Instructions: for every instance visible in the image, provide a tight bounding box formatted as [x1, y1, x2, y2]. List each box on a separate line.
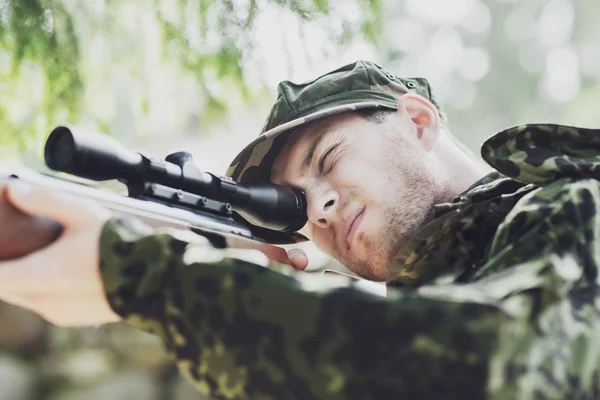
[0, 185, 63, 261]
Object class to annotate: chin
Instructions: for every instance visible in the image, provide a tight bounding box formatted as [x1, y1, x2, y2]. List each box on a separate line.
[339, 239, 392, 282]
[344, 253, 390, 282]
[355, 266, 388, 282]
[368, 263, 389, 282]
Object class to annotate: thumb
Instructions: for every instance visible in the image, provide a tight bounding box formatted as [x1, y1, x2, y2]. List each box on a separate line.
[287, 248, 309, 271]
[6, 181, 109, 228]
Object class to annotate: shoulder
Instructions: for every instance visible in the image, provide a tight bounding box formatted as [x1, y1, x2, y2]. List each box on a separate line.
[502, 177, 600, 231]
[480, 177, 600, 279]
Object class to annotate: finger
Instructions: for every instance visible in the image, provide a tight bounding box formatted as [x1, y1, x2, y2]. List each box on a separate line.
[6, 181, 110, 229]
[287, 248, 309, 270]
[226, 237, 294, 266]
[262, 246, 293, 266]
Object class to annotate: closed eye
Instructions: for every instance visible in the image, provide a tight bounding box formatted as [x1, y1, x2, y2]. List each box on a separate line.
[318, 145, 338, 173]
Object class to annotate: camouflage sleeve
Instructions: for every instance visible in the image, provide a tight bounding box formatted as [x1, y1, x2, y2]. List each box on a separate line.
[99, 218, 506, 399]
[462, 177, 600, 399]
[98, 178, 600, 400]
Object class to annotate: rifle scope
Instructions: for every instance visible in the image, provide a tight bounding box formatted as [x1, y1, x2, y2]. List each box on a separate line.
[44, 126, 307, 233]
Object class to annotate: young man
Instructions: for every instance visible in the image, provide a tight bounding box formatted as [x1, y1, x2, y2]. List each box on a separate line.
[1, 60, 599, 399]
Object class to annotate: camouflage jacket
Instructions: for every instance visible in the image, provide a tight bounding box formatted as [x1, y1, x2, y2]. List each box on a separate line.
[100, 124, 600, 399]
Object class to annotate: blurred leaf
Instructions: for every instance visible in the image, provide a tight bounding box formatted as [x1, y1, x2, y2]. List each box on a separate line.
[0, 0, 384, 158]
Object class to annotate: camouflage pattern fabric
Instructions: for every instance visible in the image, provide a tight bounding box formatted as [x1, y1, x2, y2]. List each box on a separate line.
[100, 123, 600, 399]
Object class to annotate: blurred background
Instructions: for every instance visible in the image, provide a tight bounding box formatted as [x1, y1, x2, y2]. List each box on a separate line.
[1, 0, 599, 398]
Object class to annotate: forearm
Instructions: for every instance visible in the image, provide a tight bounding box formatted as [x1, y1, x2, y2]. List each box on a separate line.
[100, 217, 506, 399]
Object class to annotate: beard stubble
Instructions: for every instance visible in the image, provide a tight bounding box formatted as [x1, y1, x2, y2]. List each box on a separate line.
[341, 132, 441, 281]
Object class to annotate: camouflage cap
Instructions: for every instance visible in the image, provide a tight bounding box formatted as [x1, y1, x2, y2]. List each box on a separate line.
[225, 60, 445, 243]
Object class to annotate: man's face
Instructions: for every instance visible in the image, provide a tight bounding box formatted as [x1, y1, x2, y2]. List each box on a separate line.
[271, 106, 441, 281]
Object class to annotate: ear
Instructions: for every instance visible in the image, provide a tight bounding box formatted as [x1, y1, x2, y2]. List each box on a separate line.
[396, 94, 441, 152]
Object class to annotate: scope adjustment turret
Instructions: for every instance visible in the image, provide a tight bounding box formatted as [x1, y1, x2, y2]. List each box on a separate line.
[165, 152, 194, 167]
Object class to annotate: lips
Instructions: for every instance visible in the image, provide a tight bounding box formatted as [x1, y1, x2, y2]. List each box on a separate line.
[344, 206, 365, 249]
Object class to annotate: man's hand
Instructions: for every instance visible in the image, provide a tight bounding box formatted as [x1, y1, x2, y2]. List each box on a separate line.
[0, 181, 120, 326]
[0, 182, 310, 327]
[226, 236, 309, 270]
[286, 248, 309, 270]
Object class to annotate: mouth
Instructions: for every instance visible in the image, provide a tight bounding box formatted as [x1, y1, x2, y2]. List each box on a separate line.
[345, 206, 365, 250]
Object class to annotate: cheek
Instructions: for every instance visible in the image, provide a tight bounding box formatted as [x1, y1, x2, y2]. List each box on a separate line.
[308, 228, 337, 256]
[334, 154, 388, 202]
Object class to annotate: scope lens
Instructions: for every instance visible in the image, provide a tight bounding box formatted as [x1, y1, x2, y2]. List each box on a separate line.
[45, 128, 76, 172]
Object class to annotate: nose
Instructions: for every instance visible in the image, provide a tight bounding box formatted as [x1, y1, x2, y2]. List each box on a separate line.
[306, 185, 339, 229]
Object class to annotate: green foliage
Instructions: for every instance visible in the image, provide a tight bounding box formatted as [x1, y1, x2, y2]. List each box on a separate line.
[0, 1, 82, 109]
[359, 0, 381, 43]
[0, 0, 383, 159]
[0, 0, 82, 156]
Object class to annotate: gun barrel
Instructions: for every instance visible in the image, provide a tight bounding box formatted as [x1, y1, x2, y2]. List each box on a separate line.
[47, 126, 220, 196]
[45, 126, 144, 181]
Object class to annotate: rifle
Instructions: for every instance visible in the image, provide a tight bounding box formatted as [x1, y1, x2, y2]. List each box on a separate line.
[0, 126, 308, 262]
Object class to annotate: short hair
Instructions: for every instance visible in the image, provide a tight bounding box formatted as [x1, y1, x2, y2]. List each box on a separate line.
[355, 108, 393, 124]
[355, 108, 491, 171]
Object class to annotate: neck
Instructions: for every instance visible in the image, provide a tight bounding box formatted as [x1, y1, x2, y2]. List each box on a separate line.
[432, 132, 492, 203]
